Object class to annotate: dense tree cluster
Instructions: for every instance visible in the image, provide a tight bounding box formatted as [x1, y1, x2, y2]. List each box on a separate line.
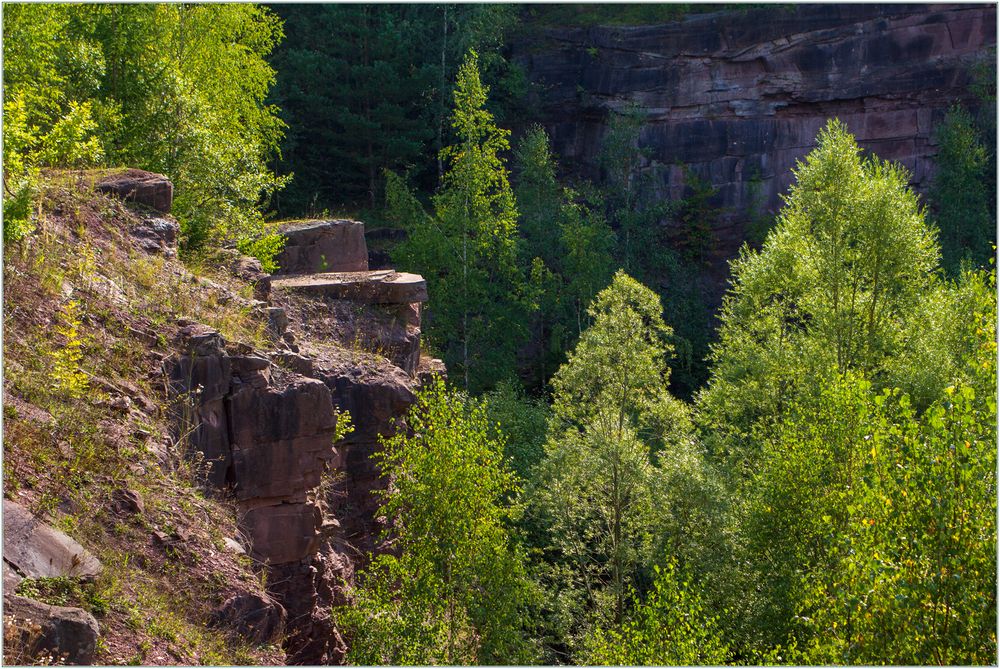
[349, 111, 996, 665]
[3, 4, 287, 264]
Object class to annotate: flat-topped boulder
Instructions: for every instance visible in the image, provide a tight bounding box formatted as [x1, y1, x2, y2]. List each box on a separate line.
[271, 270, 428, 304]
[274, 220, 368, 275]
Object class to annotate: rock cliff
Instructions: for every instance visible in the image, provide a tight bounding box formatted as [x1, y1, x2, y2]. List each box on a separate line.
[515, 3, 995, 269]
[166, 218, 441, 664]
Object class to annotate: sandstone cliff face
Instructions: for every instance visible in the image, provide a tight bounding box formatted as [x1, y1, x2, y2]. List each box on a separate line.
[515, 4, 995, 263]
[165, 219, 440, 664]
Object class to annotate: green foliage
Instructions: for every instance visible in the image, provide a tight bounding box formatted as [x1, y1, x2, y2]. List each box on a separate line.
[595, 105, 714, 397]
[2, 5, 102, 247]
[514, 126, 616, 387]
[384, 169, 431, 231]
[483, 379, 550, 484]
[529, 271, 721, 653]
[887, 267, 998, 408]
[673, 166, 719, 264]
[3, 173, 36, 247]
[515, 125, 563, 264]
[391, 50, 526, 392]
[554, 188, 617, 337]
[599, 104, 671, 282]
[697, 119, 940, 477]
[795, 381, 996, 664]
[736, 362, 997, 664]
[580, 559, 729, 665]
[269, 5, 436, 212]
[337, 378, 538, 665]
[930, 105, 994, 274]
[2, 4, 288, 259]
[269, 4, 519, 214]
[235, 232, 285, 274]
[49, 300, 90, 399]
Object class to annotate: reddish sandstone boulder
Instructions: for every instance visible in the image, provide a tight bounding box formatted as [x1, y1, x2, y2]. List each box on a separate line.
[96, 169, 173, 213]
[274, 220, 368, 275]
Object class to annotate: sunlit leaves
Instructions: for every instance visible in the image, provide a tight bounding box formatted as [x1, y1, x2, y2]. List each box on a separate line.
[338, 378, 538, 665]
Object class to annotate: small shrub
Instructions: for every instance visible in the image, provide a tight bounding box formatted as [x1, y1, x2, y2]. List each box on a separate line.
[49, 300, 89, 399]
[236, 231, 285, 273]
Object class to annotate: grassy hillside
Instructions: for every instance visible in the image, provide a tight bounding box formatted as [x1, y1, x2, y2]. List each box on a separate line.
[3, 171, 282, 665]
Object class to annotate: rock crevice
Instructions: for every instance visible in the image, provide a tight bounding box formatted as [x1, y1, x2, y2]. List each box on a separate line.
[167, 217, 439, 664]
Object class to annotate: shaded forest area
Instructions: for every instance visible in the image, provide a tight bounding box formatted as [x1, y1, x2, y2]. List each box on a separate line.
[3, 3, 997, 666]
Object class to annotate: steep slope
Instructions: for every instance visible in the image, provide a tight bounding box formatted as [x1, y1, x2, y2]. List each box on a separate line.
[2, 171, 439, 665]
[3, 170, 287, 664]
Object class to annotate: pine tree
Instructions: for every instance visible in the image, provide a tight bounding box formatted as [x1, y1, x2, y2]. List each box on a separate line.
[392, 50, 526, 392]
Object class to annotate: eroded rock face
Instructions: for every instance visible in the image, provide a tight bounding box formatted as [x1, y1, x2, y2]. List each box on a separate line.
[316, 360, 417, 554]
[228, 376, 338, 505]
[515, 3, 995, 279]
[275, 220, 369, 275]
[165, 323, 233, 489]
[95, 169, 173, 213]
[167, 318, 421, 664]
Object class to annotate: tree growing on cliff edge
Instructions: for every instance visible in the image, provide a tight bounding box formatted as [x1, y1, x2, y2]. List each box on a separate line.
[2, 4, 288, 266]
[336, 378, 538, 665]
[390, 50, 526, 393]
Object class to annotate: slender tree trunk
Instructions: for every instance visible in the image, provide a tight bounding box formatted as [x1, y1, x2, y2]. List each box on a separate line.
[612, 458, 623, 625]
[437, 5, 449, 182]
[463, 232, 469, 391]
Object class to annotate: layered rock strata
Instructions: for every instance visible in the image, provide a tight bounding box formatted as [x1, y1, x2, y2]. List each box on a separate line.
[515, 3, 996, 268]
[163, 216, 437, 663]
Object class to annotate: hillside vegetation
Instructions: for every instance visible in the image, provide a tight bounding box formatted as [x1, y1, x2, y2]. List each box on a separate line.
[3, 172, 283, 664]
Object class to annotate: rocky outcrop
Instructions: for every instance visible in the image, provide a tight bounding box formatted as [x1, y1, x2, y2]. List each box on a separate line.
[2, 503, 104, 664]
[275, 220, 369, 275]
[96, 169, 173, 213]
[130, 217, 179, 258]
[166, 323, 234, 490]
[271, 269, 428, 304]
[161, 212, 442, 663]
[4, 594, 100, 665]
[167, 325, 421, 663]
[272, 221, 432, 377]
[515, 3, 995, 268]
[3, 500, 103, 581]
[210, 591, 286, 645]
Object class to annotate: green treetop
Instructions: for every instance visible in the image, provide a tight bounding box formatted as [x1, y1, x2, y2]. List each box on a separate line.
[391, 49, 526, 393]
[529, 271, 722, 654]
[696, 119, 940, 477]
